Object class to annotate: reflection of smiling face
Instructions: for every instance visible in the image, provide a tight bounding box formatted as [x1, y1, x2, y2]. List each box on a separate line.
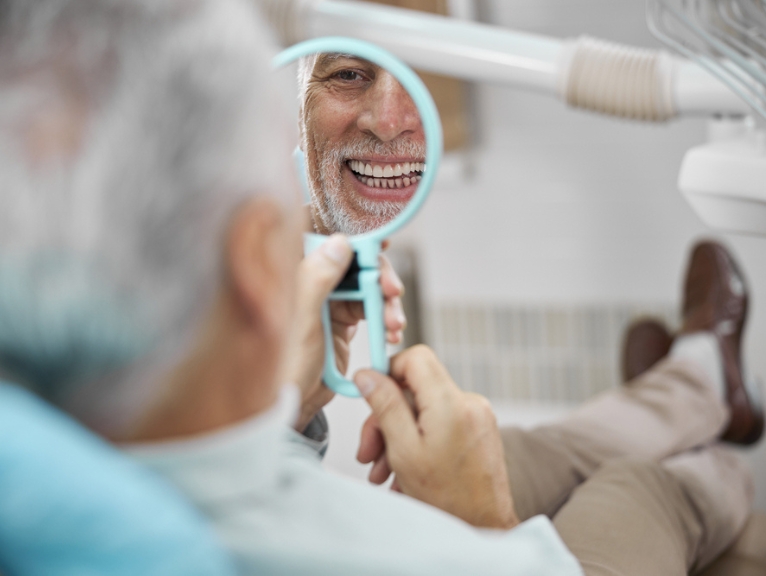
[302, 54, 425, 235]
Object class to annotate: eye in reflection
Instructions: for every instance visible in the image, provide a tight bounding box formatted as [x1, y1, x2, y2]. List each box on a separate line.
[333, 69, 365, 82]
[300, 52, 426, 236]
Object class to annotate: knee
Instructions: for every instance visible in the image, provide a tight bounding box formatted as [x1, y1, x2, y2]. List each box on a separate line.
[595, 457, 665, 481]
[585, 457, 682, 504]
[554, 458, 692, 576]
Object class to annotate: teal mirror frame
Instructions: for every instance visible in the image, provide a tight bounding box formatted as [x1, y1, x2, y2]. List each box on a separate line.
[273, 37, 443, 397]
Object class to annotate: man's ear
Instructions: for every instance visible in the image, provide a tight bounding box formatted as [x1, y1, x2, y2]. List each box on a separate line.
[225, 197, 292, 339]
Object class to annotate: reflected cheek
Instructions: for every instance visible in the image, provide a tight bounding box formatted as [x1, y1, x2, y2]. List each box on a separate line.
[306, 98, 362, 148]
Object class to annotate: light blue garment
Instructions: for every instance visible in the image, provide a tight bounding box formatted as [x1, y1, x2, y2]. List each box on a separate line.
[0, 382, 236, 576]
[130, 387, 583, 576]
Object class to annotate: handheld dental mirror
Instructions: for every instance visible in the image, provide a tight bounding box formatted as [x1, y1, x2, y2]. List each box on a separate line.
[273, 37, 443, 397]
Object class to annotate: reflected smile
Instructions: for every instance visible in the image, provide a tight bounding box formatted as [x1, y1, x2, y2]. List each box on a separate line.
[347, 159, 424, 190]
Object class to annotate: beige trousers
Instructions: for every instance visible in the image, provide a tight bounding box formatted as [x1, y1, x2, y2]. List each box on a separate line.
[501, 357, 754, 575]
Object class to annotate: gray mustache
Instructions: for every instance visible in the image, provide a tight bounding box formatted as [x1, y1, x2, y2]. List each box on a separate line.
[328, 137, 426, 164]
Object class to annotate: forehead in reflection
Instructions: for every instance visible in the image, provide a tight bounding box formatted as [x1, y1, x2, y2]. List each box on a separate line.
[301, 52, 426, 236]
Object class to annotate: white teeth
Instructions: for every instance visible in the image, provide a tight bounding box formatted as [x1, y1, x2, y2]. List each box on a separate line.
[349, 160, 425, 176]
[354, 174, 413, 189]
[349, 160, 426, 188]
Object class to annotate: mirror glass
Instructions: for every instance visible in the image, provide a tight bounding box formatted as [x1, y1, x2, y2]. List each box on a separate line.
[295, 52, 428, 237]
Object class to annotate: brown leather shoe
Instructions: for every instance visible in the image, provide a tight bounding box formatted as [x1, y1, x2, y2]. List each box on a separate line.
[680, 240, 763, 445]
[621, 318, 673, 382]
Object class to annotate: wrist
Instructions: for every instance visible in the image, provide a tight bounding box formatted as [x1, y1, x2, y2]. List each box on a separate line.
[477, 511, 520, 531]
[294, 407, 317, 433]
[294, 385, 335, 432]
[470, 501, 520, 530]
[295, 410, 329, 457]
[498, 507, 521, 530]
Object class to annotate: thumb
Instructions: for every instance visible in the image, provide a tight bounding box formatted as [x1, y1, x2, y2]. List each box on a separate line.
[355, 369, 419, 448]
[297, 234, 353, 311]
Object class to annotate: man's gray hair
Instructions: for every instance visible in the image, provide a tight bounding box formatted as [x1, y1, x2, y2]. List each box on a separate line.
[0, 0, 294, 433]
[297, 54, 318, 106]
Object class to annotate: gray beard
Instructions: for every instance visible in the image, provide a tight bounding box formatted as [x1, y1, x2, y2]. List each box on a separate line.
[309, 136, 425, 235]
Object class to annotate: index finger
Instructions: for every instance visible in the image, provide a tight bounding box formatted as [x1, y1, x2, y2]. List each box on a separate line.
[388, 345, 459, 412]
[355, 369, 419, 448]
[379, 254, 404, 299]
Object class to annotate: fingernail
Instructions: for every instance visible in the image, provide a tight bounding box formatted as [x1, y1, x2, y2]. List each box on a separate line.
[355, 372, 377, 397]
[322, 234, 350, 264]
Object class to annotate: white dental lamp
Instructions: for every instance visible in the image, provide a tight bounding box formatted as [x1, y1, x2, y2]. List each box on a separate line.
[262, 0, 766, 236]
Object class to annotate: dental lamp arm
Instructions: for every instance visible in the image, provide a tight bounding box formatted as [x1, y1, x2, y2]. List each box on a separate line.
[261, 0, 749, 121]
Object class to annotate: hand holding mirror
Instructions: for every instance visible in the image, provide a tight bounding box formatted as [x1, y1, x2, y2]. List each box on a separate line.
[273, 37, 443, 397]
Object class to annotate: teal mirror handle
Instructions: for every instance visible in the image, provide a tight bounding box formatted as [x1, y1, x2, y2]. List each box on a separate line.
[306, 233, 388, 397]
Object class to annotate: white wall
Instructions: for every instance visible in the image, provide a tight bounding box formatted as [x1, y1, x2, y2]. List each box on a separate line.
[324, 0, 766, 510]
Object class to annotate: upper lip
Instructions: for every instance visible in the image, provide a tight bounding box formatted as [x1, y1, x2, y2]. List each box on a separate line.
[346, 157, 424, 164]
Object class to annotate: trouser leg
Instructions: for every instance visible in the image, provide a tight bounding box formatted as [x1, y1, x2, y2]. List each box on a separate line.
[663, 448, 753, 573]
[551, 447, 752, 576]
[501, 358, 728, 520]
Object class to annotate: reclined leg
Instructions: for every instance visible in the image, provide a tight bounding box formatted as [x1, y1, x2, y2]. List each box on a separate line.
[501, 358, 728, 520]
[552, 447, 751, 576]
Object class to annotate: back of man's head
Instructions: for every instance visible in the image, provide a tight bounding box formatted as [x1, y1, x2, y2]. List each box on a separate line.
[0, 0, 293, 434]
